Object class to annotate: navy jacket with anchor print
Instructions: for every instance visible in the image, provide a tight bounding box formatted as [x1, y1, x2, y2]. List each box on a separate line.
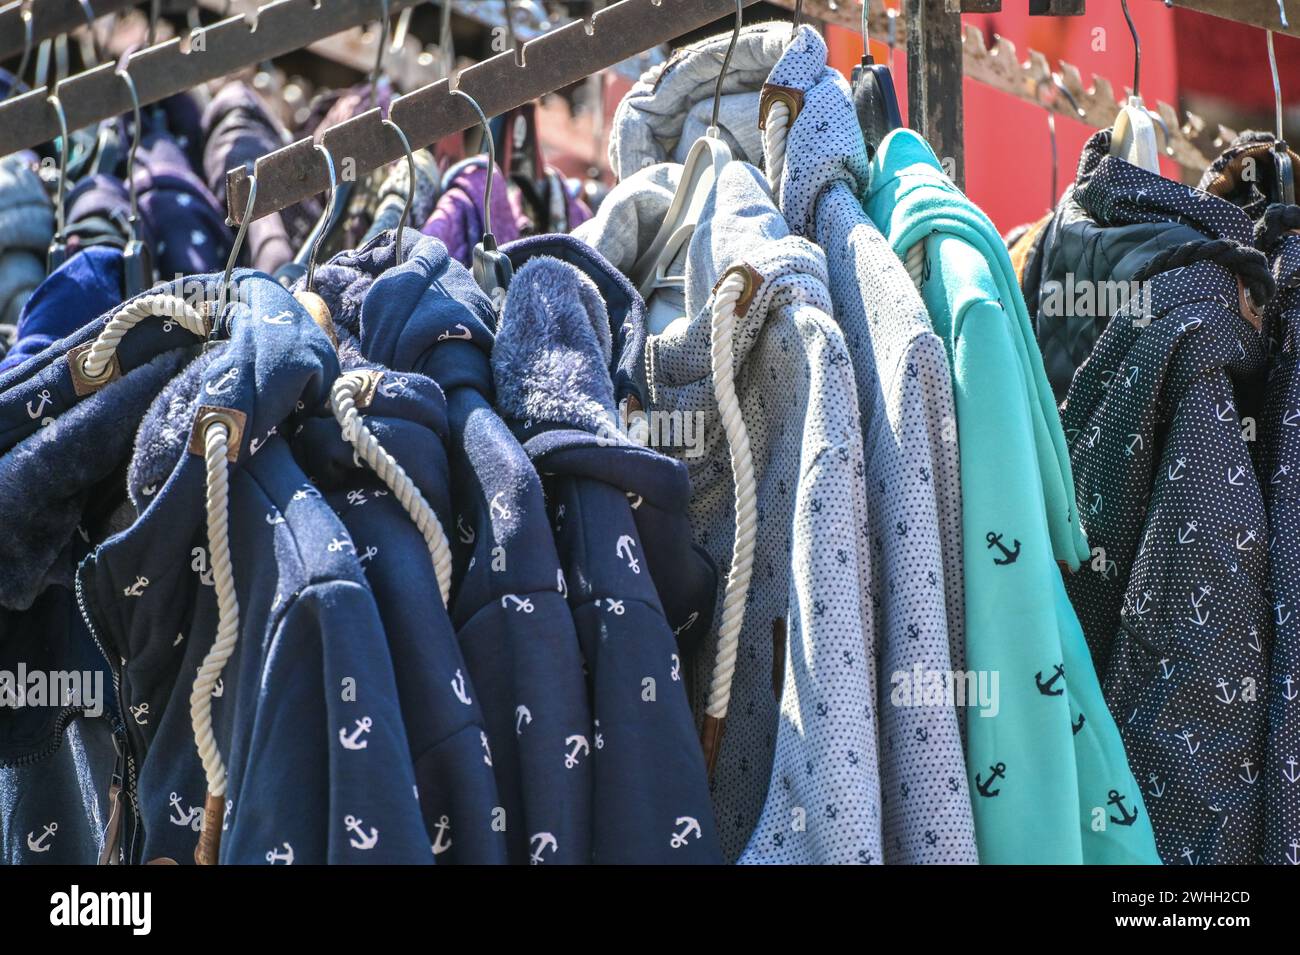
[78, 272, 432, 864]
[494, 241, 721, 863]
[290, 344, 508, 864]
[309, 230, 593, 864]
[1052, 138, 1272, 864]
[0, 294, 198, 863]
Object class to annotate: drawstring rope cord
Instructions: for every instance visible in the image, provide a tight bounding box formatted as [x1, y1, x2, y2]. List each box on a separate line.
[904, 242, 926, 288]
[1257, 203, 1300, 254]
[1133, 237, 1277, 310]
[331, 373, 453, 607]
[706, 270, 758, 721]
[762, 97, 791, 198]
[190, 421, 239, 800]
[82, 295, 207, 380]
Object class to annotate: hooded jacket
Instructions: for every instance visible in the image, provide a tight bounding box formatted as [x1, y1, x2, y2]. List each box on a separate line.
[762, 27, 976, 864]
[1045, 137, 1272, 866]
[0, 154, 53, 330]
[309, 230, 594, 864]
[290, 341, 507, 864]
[0, 292, 197, 863]
[76, 273, 431, 864]
[608, 22, 788, 179]
[495, 238, 721, 863]
[864, 128, 1158, 865]
[579, 161, 879, 864]
[421, 157, 530, 268]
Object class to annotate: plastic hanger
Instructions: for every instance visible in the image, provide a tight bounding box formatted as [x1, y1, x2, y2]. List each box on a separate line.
[851, 0, 902, 159]
[630, 0, 742, 319]
[1110, 0, 1161, 174]
[449, 87, 514, 312]
[1267, 6, 1295, 205]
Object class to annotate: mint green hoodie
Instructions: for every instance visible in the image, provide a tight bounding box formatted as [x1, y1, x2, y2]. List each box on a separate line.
[863, 129, 1158, 864]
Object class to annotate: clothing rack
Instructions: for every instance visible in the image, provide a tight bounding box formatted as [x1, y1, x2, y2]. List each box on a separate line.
[226, 0, 767, 225]
[0, 0, 425, 157]
[0, 0, 163, 62]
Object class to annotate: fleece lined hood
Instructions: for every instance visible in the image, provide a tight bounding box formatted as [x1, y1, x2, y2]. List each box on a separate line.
[609, 22, 788, 179]
[1199, 130, 1300, 223]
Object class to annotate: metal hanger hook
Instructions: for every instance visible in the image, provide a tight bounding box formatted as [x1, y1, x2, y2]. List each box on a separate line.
[711, 0, 743, 132]
[1, 4, 34, 105]
[370, 0, 391, 110]
[1120, 0, 1141, 99]
[148, 0, 162, 46]
[1279, 0, 1291, 30]
[1268, 30, 1286, 143]
[118, 62, 143, 239]
[380, 116, 417, 267]
[791, 0, 804, 38]
[219, 175, 258, 314]
[305, 143, 339, 294]
[47, 90, 69, 247]
[450, 88, 496, 240]
[77, 0, 102, 67]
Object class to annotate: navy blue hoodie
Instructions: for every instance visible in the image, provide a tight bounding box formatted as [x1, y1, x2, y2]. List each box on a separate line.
[310, 231, 592, 864]
[0, 278, 204, 863]
[77, 272, 431, 864]
[290, 339, 508, 863]
[491, 246, 721, 863]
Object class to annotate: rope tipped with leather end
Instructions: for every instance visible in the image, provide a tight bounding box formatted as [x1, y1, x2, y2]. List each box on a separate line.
[701, 268, 759, 773]
[331, 372, 453, 607]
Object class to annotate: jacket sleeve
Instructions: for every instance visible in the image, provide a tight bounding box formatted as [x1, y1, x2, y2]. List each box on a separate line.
[223, 581, 433, 865]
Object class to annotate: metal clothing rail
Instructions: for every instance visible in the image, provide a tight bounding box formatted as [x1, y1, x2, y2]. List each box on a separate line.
[0, 0, 149, 62]
[226, 0, 768, 225]
[0, 0, 424, 157]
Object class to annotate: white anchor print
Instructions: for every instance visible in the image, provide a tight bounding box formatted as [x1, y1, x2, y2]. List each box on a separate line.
[168, 792, 203, 830]
[564, 734, 590, 768]
[604, 598, 626, 615]
[1167, 457, 1187, 481]
[1180, 847, 1198, 865]
[346, 490, 367, 507]
[450, 669, 472, 706]
[378, 376, 408, 398]
[437, 324, 473, 341]
[1123, 365, 1139, 388]
[130, 702, 149, 725]
[515, 705, 532, 735]
[557, 568, 567, 598]
[1288, 840, 1300, 866]
[327, 537, 355, 554]
[266, 842, 294, 864]
[673, 611, 699, 636]
[261, 310, 292, 325]
[204, 367, 239, 396]
[1132, 591, 1152, 616]
[594, 720, 603, 749]
[1147, 773, 1165, 799]
[1284, 756, 1300, 784]
[456, 515, 474, 544]
[1286, 408, 1300, 428]
[343, 815, 379, 851]
[1274, 464, 1291, 486]
[1277, 601, 1292, 626]
[615, 535, 640, 574]
[1188, 586, 1211, 627]
[338, 717, 373, 750]
[480, 730, 492, 767]
[670, 816, 702, 848]
[26, 822, 56, 853]
[529, 832, 557, 865]
[1158, 658, 1175, 680]
[26, 389, 52, 419]
[358, 545, 378, 565]
[489, 492, 511, 521]
[1215, 399, 1235, 422]
[1214, 678, 1238, 704]
[1239, 759, 1259, 784]
[1177, 521, 1197, 544]
[1089, 493, 1103, 516]
[1237, 529, 1257, 551]
[670, 654, 681, 682]
[1226, 465, 1246, 486]
[1085, 425, 1101, 448]
[432, 816, 452, 856]
[1125, 433, 1143, 456]
[1283, 675, 1298, 703]
[1175, 728, 1201, 756]
[292, 485, 321, 501]
[500, 594, 534, 613]
[123, 576, 149, 597]
[1247, 628, 1263, 654]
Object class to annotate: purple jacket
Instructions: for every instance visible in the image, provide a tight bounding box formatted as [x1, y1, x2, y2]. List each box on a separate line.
[421, 158, 529, 267]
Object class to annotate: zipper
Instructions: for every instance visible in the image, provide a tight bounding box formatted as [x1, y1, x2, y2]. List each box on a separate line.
[74, 561, 141, 861]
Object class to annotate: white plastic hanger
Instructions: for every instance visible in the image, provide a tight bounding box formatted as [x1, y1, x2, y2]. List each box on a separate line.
[1110, 0, 1161, 174]
[631, 0, 742, 330]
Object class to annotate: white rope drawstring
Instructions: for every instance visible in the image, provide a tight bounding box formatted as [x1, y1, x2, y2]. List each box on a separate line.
[331, 372, 453, 607]
[190, 419, 239, 798]
[904, 241, 926, 289]
[81, 295, 207, 382]
[762, 97, 791, 197]
[705, 269, 759, 731]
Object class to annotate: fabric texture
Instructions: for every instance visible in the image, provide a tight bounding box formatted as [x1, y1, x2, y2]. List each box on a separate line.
[608, 21, 790, 180]
[865, 127, 1159, 864]
[0, 154, 53, 329]
[421, 157, 529, 267]
[764, 26, 976, 864]
[1052, 142, 1272, 866]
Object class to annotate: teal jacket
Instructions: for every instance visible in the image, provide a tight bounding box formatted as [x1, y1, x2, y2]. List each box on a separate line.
[863, 129, 1159, 864]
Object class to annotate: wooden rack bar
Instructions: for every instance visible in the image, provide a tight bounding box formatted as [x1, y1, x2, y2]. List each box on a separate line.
[227, 0, 768, 224]
[0, 0, 424, 157]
